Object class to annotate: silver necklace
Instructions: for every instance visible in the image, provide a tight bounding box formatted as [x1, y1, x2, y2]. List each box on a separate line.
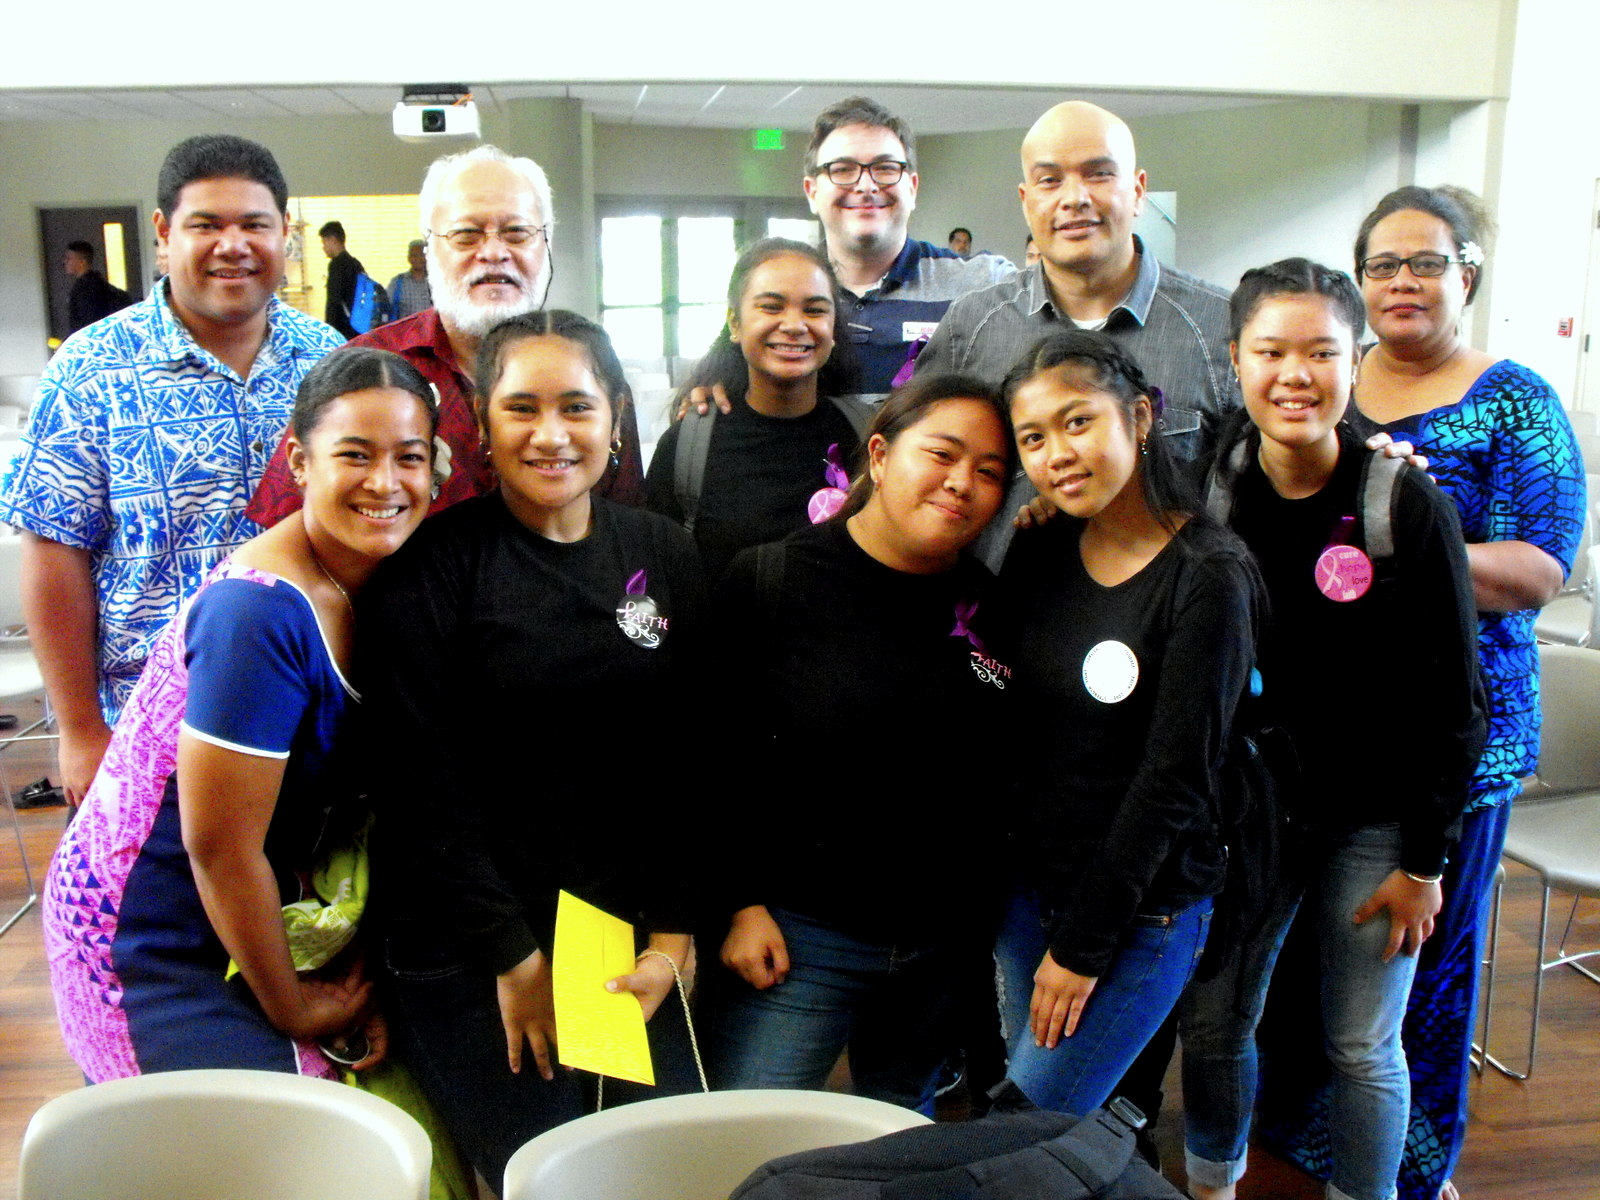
[308, 547, 352, 614]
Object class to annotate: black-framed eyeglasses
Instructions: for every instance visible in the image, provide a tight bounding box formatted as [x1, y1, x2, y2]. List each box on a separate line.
[815, 159, 909, 187]
[1359, 253, 1468, 280]
[428, 224, 548, 251]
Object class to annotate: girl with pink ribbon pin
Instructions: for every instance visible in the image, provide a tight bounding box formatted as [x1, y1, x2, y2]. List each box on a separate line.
[1179, 259, 1483, 1200]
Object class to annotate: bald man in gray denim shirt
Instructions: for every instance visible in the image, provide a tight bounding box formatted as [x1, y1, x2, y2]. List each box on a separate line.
[915, 100, 1235, 568]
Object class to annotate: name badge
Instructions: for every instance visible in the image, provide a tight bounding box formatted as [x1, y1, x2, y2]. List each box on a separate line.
[902, 321, 939, 342]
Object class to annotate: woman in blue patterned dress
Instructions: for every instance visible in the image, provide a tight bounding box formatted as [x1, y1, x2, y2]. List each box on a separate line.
[43, 346, 437, 1082]
[1260, 187, 1584, 1200]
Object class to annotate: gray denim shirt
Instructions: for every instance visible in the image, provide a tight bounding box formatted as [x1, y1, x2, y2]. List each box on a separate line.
[915, 241, 1237, 567]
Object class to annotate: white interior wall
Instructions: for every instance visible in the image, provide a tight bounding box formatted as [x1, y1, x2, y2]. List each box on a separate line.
[915, 99, 1410, 292]
[0, 114, 446, 377]
[12, 0, 1598, 395]
[1486, 0, 1600, 407]
[593, 126, 806, 200]
[0, 95, 1476, 376]
[914, 130, 1030, 266]
[8, 1, 1511, 102]
[0, 102, 602, 374]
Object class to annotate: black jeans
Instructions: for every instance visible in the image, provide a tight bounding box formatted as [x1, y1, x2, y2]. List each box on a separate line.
[384, 948, 700, 1186]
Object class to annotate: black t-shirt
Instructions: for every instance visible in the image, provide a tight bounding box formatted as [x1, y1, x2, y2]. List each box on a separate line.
[994, 516, 1259, 977]
[1226, 426, 1484, 874]
[360, 493, 705, 974]
[704, 520, 1011, 943]
[646, 395, 860, 581]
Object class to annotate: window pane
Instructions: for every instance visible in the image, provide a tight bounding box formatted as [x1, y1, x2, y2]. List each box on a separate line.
[767, 217, 821, 246]
[601, 216, 662, 307]
[602, 306, 665, 361]
[678, 303, 727, 361]
[678, 217, 737, 305]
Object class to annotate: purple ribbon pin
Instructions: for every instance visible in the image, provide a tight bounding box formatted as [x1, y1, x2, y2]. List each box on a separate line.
[950, 598, 986, 653]
[808, 444, 850, 524]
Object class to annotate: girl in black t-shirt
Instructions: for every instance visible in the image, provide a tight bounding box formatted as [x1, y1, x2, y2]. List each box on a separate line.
[1180, 260, 1482, 1200]
[364, 311, 703, 1185]
[994, 330, 1260, 1117]
[645, 237, 864, 579]
[696, 372, 1013, 1115]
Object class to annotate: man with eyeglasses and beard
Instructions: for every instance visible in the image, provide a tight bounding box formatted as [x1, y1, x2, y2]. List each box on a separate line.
[248, 144, 644, 525]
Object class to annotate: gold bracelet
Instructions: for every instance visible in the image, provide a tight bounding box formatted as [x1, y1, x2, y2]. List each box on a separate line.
[1403, 870, 1444, 885]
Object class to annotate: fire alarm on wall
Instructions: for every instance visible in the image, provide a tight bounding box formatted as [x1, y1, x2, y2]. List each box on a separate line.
[1558, 318, 1574, 337]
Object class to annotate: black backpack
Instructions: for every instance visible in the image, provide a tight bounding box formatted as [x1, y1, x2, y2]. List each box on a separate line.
[729, 1088, 1183, 1200]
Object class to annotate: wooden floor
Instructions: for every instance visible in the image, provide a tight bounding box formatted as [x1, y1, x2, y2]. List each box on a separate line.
[2, 741, 1597, 1198]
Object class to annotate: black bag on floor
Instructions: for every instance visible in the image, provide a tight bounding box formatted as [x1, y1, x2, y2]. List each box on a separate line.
[728, 1087, 1184, 1200]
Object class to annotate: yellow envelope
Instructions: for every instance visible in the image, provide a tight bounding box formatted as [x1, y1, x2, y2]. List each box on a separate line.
[552, 890, 655, 1085]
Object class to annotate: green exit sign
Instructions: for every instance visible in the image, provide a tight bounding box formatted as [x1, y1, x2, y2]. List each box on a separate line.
[752, 129, 784, 151]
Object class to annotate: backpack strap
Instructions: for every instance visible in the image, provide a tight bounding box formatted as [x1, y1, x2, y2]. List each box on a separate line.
[1021, 1100, 1144, 1198]
[672, 406, 717, 533]
[1204, 431, 1253, 525]
[753, 541, 786, 622]
[827, 393, 876, 439]
[1357, 450, 1406, 565]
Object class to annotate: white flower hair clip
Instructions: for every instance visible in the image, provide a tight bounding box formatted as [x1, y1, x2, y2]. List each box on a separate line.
[1459, 240, 1485, 267]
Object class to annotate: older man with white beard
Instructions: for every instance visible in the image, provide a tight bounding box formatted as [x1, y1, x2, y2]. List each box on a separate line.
[248, 144, 644, 524]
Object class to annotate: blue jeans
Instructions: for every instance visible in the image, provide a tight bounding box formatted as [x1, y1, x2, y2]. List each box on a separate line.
[996, 887, 1210, 1116]
[1182, 824, 1416, 1200]
[697, 907, 961, 1115]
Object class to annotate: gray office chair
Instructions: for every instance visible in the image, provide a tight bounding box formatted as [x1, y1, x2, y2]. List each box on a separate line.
[1478, 644, 1600, 1078]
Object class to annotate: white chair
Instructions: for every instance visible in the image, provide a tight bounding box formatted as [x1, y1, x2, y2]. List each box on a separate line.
[18, 1068, 432, 1200]
[501, 1089, 931, 1200]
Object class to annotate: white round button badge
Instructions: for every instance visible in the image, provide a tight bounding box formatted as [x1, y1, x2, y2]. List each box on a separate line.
[1082, 640, 1139, 704]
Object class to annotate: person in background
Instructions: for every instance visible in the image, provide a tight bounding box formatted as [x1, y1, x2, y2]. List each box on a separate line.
[319, 220, 365, 340]
[1258, 185, 1584, 1200]
[991, 330, 1259, 1117]
[948, 227, 973, 257]
[63, 240, 130, 334]
[0, 134, 343, 806]
[387, 238, 432, 321]
[1024, 233, 1041, 267]
[1179, 258, 1484, 1200]
[645, 237, 861, 580]
[696, 372, 1013, 1115]
[364, 311, 701, 1186]
[43, 345, 436, 1083]
[249, 144, 646, 528]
